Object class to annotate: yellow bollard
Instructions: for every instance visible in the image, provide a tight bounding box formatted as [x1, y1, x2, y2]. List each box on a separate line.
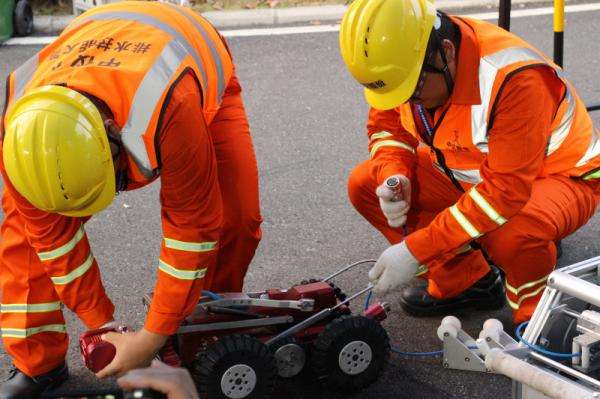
[553, 0, 565, 67]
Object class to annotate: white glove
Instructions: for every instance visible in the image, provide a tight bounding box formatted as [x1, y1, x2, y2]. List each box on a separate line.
[369, 241, 420, 296]
[376, 175, 411, 228]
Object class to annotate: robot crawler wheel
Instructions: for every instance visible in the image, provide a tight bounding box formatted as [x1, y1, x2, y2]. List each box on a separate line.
[191, 335, 277, 399]
[311, 315, 390, 392]
[270, 336, 306, 378]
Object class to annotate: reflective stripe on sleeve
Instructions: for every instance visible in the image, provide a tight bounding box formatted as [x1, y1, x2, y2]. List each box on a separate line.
[1, 324, 67, 338]
[449, 205, 481, 239]
[468, 188, 507, 225]
[158, 259, 206, 280]
[50, 253, 95, 285]
[415, 265, 428, 277]
[1, 302, 61, 313]
[164, 238, 217, 252]
[370, 131, 393, 141]
[37, 225, 85, 261]
[370, 140, 415, 158]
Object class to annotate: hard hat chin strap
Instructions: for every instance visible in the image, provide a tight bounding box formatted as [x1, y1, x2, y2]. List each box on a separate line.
[421, 30, 455, 99]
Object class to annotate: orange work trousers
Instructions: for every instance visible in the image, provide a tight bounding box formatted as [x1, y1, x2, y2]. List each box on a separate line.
[348, 148, 599, 323]
[0, 77, 262, 377]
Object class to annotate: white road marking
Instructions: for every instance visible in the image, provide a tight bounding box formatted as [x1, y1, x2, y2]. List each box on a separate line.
[3, 2, 600, 45]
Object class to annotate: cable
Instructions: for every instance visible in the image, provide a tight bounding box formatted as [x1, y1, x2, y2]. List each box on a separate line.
[365, 289, 448, 358]
[392, 348, 444, 357]
[201, 290, 223, 300]
[364, 290, 372, 311]
[515, 321, 581, 359]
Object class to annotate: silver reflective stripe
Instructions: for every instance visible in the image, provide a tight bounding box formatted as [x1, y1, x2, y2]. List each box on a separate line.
[471, 57, 498, 153]
[449, 204, 481, 239]
[158, 259, 206, 280]
[576, 127, 600, 168]
[433, 163, 482, 185]
[1, 324, 66, 338]
[370, 131, 393, 141]
[164, 238, 217, 252]
[471, 47, 547, 153]
[165, 4, 225, 101]
[370, 140, 415, 157]
[121, 39, 188, 177]
[12, 54, 39, 102]
[1, 302, 61, 313]
[468, 187, 507, 225]
[51, 253, 95, 285]
[37, 225, 85, 261]
[506, 273, 550, 295]
[547, 88, 575, 155]
[78, 11, 207, 85]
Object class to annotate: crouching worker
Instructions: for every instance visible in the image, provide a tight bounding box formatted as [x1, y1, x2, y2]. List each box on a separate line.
[0, 1, 262, 397]
[340, 0, 600, 324]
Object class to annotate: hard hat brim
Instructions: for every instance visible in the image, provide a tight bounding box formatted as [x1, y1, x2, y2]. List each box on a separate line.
[363, 52, 425, 111]
[58, 170, 116, 217]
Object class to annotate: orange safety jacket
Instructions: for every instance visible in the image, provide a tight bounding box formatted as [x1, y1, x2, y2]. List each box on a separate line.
[1, 1, 234, 334]
[364, 17, 600, 265]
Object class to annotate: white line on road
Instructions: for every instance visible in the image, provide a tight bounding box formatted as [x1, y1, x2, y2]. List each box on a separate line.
[4, 2, 600, 45]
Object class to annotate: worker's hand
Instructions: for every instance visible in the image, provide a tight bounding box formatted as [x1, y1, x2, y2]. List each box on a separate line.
[369, 241, 420, 296]
[96, 328, 167, 378]
[118, 359, 199, 399]
[376, 174, 411, 228]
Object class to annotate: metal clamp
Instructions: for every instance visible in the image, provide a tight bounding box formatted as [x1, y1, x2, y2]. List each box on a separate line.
[198, 298, 315, 312]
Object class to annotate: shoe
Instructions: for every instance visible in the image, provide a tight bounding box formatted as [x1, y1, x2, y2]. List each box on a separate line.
[0, 363, 68, 399]
[399, 267, 506, 317]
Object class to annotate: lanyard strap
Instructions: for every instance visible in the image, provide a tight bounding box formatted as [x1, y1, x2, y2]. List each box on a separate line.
[416, 104, 434, 138]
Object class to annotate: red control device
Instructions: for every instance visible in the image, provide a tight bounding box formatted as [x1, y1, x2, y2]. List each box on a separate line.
[79, 326, 126, 373]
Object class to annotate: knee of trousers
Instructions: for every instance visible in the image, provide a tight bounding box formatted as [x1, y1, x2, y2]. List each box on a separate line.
[483, 224, 555, 270]
[222, 210, 263, 244]
[347, 161, 376, 211]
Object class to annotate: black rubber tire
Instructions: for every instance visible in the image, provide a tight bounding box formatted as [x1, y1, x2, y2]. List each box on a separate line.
[311, 315, 390, 393]
[191, 335, 277, 399]
[14, 0, 34, 37]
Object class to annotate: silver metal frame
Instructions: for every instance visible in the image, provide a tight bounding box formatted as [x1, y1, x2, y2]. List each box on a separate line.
[441, 256, 600, 398]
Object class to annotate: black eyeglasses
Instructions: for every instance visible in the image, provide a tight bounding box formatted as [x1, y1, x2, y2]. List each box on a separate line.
[408, 51, 449, 102]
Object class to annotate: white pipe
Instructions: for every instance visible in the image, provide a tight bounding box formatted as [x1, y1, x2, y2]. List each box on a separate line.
[485, 349, 596, 399]
[547, 272, 600, 309]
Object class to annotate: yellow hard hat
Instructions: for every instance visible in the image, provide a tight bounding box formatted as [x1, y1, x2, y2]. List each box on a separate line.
[339, 0, 437, 110]
[3, 85, 115, 217]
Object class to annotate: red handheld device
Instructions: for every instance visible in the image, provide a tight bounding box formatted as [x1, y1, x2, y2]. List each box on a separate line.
[79, 326, 126, 373]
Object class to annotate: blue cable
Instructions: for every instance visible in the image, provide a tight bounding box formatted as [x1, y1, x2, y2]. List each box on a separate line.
[366, 292, 580, 359]
[515, 321, 580, 359]
[201, 290, 223, 300]
[365, 289, 446, 358]
[392, 348, 444, 357]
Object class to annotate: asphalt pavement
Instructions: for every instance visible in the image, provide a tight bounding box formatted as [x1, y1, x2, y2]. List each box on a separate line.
[1, 2, 600, 398]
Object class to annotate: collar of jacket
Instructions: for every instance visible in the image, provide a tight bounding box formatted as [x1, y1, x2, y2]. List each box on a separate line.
[446, 15, 482, 106]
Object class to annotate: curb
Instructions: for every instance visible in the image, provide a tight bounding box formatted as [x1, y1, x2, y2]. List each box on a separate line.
[34, 0, 563, 34]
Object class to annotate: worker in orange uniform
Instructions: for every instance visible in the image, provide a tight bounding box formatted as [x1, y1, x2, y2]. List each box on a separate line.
[340, 0, 600, 325]
[0, 2, 262, 396]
